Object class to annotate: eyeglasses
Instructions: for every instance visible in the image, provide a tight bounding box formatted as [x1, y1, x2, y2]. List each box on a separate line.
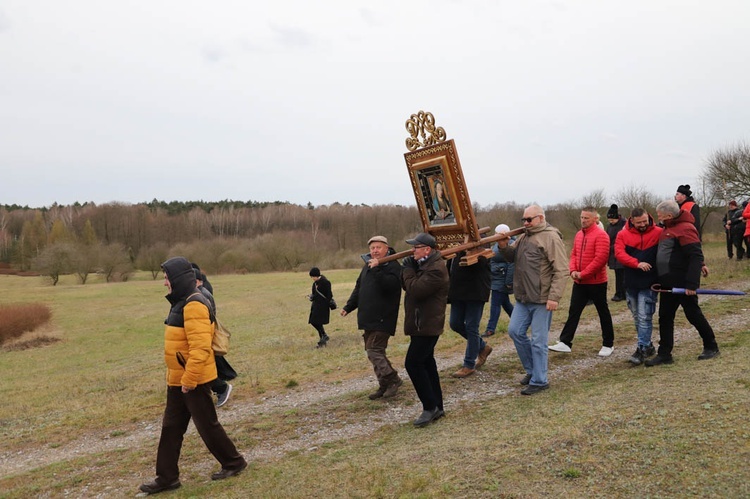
[413, 245, 428, 249]
[521, 215, 541, 223]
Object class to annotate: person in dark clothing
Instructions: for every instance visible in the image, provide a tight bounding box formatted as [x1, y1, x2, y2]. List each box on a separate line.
[341, 235, 403, 400]
[139, 257, 246, 495]
[401, 232, 449, 427]
[723, 200, 745, 260]
[606, 204, 626, 301]
[646, 200, 720, 366]
[482, 223, 515, 338]
[194, 269, 237, 408]
[674, 184, 701, 238]
[448, 250, 492, 378]
[308, 267, 333, 348]
[191, 262, 213, 295]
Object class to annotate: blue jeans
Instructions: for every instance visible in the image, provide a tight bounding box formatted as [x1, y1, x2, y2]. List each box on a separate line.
[485, 289, 514, 333]
[508, 301, 552, 386]
[625, 288, 657, 348]
[449, 300, 486, 369]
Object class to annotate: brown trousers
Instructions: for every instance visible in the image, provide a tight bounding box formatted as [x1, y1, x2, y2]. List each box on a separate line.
[155, 383, 245, 483]
[363, 330, 398, 386]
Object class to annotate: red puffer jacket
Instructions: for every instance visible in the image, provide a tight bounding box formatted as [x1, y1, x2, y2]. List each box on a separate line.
[743, 203, 750, 238]
[569, 225, 610, 285]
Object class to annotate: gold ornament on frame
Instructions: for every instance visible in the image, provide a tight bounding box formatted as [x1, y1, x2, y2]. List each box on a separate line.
[405, 111, 447, 152]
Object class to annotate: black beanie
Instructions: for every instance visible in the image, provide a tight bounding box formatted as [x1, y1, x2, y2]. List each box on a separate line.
[309, 267, 321, 277]
[606, 204, 619, 219]
[676, 184, 692, 196]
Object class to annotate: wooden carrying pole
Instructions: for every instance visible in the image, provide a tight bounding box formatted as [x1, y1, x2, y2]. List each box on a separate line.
[376, 226, 525, 265]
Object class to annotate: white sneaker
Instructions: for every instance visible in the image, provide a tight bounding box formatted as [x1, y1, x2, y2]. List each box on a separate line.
[598, 346, 614, 357]
[548, 342, 571, 353]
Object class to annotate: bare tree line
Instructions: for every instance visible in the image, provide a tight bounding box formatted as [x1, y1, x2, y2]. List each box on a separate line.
[0, 177, 734, 284]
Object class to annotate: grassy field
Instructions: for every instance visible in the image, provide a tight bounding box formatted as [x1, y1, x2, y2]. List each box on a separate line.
[1, 242, 750, 498]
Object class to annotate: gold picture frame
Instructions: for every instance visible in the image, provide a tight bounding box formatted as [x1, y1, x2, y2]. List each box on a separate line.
[404, 139, 480, 248]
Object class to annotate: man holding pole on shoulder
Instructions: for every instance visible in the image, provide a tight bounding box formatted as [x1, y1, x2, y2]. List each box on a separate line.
[341, 236, 404, 400]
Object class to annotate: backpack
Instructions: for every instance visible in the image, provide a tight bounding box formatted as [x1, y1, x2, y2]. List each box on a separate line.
[186, 292, 230, 355]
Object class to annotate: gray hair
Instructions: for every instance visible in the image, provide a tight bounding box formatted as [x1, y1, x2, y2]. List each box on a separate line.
[656, 200, 680, 217]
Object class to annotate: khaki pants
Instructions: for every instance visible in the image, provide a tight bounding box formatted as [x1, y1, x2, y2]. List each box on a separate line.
[363, 330, 398, 386]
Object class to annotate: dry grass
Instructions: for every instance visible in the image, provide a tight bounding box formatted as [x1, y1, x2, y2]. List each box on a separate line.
[1, 243, 750, 497]
[0, 302, 52, 344]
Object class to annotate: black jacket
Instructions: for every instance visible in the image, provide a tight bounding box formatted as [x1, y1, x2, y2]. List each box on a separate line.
[309, 275, 332, 325]
[447, 251, 491, 302]
[343, 248, 402, 335]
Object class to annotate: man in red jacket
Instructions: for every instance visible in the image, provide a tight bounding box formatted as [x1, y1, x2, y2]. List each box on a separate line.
[549, 207, 616, 356]
[614, 208, 662, 365]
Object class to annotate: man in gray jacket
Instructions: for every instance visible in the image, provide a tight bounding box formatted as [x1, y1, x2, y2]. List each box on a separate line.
[497, 205, 568, 395]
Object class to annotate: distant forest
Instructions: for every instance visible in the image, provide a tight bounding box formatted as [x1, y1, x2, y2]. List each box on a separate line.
[0, 196, 725, 284]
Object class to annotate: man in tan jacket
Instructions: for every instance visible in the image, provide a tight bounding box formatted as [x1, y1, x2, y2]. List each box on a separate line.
[497, 205, 568, 395]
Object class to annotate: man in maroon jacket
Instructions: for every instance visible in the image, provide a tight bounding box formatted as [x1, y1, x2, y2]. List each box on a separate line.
[646, 200, 719, 366]
[549, 207, 615, 357]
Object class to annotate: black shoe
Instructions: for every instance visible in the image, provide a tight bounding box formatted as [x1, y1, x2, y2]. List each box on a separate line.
[521, 383, 549, 395]
[644, 344, 656, 357]
[629, 347, 645, 366]
[316, 335, 329, 348]
[611, 295, 624, 302]
[435, 409, 445, 420]
[211, 461, 248, 480]
[698, 348, 720, 360]
[645, 355, 673, 367]
[139, 479, 181, 495]
[519, 373, 532, 385]
[413, 408, 441, 427]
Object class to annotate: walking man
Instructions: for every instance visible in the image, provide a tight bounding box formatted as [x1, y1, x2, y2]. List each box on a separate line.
[549, 207, 616, 357]
[401, 232, 449, 426]
[448, 250, 492, 378]
[341, 236, 403, 400]
[646, 200, 720, 366]
[497, 205, 568, 395]
[614, 208, 662, 365]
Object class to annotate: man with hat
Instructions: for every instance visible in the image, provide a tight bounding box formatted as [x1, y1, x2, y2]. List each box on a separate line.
[401, 232, 449, 427]
[606, 204, 626, 301]
[341, 235, 403, 400]
[675, 184, 701, 238]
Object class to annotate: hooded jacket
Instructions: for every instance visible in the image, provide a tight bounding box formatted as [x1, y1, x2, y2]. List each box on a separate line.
[502, 222, 569, 304]
[569, 224, 610, 285]
[401, 250, 449, 336]
[606, 217, 626, 269]
[162, 256, 217, 388]
[614, 214, 662, 290]
[656, 210, 704, 290]
[343, 247, 402, 335]
[309, 275, 332, 325]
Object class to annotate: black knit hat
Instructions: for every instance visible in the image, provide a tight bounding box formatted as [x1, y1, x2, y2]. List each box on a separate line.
[606, 204, 619, 219]
[309, 267, 321, 277]
[676, 184, 692, 196]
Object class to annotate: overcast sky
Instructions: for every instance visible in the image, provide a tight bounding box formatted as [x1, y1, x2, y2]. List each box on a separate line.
[2, 1, 749, 209]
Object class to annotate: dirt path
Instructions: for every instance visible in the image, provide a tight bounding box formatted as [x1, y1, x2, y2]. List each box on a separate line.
[1, 294, 744, 481]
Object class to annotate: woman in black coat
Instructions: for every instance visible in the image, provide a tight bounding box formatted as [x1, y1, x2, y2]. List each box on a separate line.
[308, 267, 332, 347]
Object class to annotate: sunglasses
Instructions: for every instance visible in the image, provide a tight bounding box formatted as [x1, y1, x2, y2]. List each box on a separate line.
[521, 215, 541, 223]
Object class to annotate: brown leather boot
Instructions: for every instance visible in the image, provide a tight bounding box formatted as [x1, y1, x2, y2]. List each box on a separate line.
[382, 376, 403, 398]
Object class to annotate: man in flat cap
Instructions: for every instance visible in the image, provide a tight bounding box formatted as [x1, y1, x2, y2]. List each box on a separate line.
[341, 236, 403, 400]
[401, 232, 449, 427]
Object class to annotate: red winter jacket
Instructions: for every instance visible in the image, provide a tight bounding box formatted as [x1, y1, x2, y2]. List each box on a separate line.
[569, 225, 610, 284]
[743, 203, 750, 238]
